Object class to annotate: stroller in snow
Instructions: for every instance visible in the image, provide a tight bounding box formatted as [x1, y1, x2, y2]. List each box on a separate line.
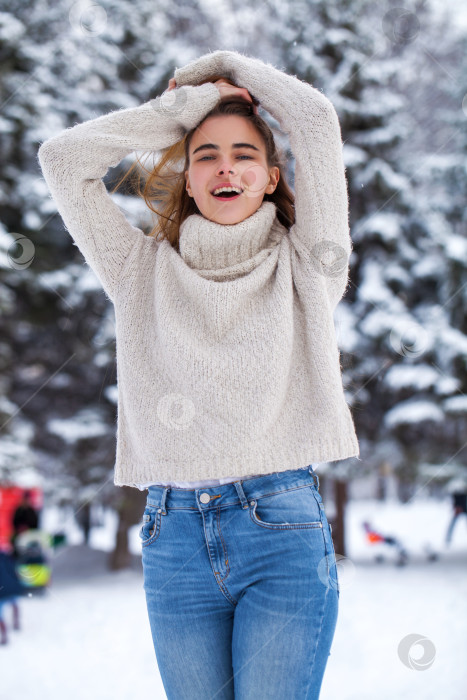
[362, 521, 409, 567]
[14, 529, 52, 593]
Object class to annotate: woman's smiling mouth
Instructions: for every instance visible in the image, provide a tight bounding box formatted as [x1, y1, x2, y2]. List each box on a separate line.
[211, 184, 244, 201]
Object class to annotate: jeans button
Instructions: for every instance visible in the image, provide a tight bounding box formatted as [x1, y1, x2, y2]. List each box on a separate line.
[200, 493, 211, 504]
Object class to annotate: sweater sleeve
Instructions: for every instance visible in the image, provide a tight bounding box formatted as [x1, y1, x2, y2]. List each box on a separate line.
[174, 51, 351, 310]
[37, 82, 222, 303]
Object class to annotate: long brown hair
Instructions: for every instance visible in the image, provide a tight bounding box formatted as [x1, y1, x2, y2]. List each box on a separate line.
[111, 77, 295, 251]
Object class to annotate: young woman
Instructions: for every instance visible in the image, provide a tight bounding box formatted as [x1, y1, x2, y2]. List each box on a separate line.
[38, 50, 359, 699]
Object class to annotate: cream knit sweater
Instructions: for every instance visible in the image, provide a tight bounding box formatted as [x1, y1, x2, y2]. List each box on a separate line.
[37, 50, 359, 488]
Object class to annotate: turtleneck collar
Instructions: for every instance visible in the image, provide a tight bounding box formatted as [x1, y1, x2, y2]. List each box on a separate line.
[178, 201, 285, 281]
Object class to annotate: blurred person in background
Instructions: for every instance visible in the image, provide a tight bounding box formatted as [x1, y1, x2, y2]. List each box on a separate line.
[10, 490, 40, 559]
[0, 550, 25, 645]
[445, 489, 467, 545]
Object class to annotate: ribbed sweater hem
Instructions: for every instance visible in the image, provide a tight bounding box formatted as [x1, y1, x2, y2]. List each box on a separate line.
[113, 433, 360, 487]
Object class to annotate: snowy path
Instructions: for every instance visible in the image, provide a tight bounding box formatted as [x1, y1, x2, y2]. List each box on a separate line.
[1, 498, 466, 699]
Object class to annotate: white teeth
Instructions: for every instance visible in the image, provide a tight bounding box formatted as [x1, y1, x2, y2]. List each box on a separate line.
[212, 186, 243, 196]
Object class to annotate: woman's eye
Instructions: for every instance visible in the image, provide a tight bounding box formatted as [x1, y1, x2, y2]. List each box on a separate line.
[198, 155, 253, 161]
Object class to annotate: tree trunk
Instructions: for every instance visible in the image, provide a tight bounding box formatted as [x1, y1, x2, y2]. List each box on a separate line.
[334, 479, 347, 559]
[108, 486, 147, 571]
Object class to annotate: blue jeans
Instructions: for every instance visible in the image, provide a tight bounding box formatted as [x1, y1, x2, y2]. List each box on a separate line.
[140, 465, 339, 699]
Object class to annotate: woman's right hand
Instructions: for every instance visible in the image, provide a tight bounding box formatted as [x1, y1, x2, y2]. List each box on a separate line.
[212, 79, 256, 108]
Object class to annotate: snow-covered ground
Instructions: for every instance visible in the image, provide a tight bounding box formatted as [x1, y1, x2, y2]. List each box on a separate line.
[1, 497, 466, 699]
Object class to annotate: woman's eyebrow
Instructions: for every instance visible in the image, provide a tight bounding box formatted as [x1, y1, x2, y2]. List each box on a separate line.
[192, 142, 260, 155]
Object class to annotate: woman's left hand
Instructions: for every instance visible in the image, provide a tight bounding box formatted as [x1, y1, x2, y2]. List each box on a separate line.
[166, 76, 258, 114]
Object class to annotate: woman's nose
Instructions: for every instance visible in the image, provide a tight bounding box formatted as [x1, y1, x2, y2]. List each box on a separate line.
[216, 160, 236, 175]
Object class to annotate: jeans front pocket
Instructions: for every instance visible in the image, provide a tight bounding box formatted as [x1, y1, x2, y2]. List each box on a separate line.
[249, 485, 324, 530]
[139, 506, 162, 547]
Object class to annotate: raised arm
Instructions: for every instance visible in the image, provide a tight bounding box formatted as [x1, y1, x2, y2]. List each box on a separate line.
[174, 50, 351, 310]
[37, 82, 222, 303]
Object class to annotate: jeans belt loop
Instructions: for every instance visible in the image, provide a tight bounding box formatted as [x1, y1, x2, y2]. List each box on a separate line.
[160, 486, 170, 515]
[308, 465, 319, 491]
[234, 481, 249, 509]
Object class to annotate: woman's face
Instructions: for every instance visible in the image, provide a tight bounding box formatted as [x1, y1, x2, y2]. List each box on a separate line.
[185, 115, 280, 225]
